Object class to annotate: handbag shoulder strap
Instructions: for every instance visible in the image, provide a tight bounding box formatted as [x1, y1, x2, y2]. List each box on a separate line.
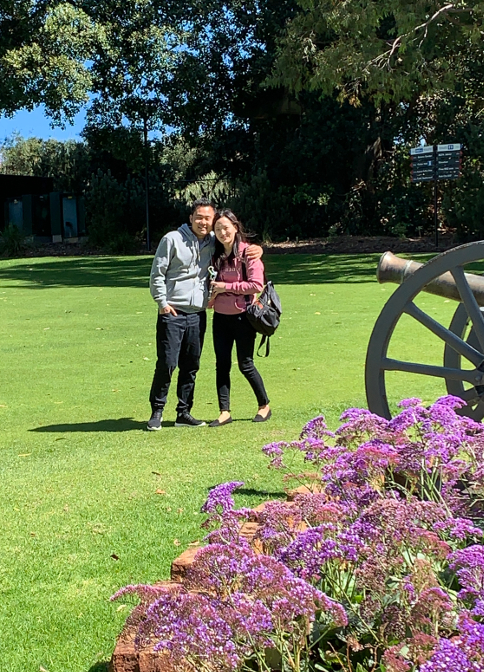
[241, 248, 252, 308]
[242, 247, 268, 284]
[257, 334, 270, 357]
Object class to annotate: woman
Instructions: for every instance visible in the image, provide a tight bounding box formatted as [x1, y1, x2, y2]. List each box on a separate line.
[208, 209, 271, 426]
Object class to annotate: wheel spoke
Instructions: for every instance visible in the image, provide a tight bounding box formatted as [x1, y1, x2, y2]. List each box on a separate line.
[470, 400, 484, 416]
[382, 357, 483, 384]
[451, 266, 484, 351]
[404, 301, 484, 367]
[460, 387, 483, 404]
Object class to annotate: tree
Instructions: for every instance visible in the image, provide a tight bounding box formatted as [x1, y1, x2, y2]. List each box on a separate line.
[270, 0, 484, 106]
[0, 1, 102, 121]
[82, 0, 188, 134]
[0, 134, 91, 192]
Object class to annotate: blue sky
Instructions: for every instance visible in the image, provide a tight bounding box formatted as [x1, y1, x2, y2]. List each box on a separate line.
[0, 105, 87, 142]
[0, 105, 168, 143]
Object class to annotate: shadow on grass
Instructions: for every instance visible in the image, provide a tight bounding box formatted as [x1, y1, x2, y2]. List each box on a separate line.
[264, 253, 381, 285]
[3, 252, 483, 290]
[30, 418, 271, 432]
[0, 256, 151, 289]
[30, 418, 146, 432]
[0, 253, 392, 289]
[205, 485, 287, 499]
[87, 663, 109, 672]
[236, 487, 287, 499]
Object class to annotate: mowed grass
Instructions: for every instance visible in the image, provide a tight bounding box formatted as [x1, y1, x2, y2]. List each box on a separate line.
[0, 251, 463, 671]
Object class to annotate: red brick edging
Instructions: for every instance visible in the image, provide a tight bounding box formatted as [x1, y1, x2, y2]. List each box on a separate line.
[110, 485, 320, 671]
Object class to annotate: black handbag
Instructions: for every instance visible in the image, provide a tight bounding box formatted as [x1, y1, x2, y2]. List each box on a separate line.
[246, 281, 282, 356]
[242, 252, 282, 356]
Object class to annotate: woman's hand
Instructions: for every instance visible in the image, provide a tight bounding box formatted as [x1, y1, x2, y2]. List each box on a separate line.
[210, 281, 226, 298]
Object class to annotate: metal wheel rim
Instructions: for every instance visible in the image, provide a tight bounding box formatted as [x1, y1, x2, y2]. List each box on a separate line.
[365, 241, 484, 420]
[444, 303, 484, 421]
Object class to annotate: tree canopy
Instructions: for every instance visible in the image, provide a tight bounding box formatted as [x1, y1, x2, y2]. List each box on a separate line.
[271, 0, 484, 106]
[83, 0, 187, 133]
[0, 1, 101, 121]
[2, 1, 484, 245]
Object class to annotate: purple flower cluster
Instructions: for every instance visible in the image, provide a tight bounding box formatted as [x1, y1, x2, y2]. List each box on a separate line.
[261, 441, 290, 469]
[294, 493, 346, 527]
[112, 396, 484, 672]
[253, 500, 303, 555]
[279, 523, 366, 583]
[449, 545, 484, 616]
[299, 415, 333, 440]
[409, 587, 455, 632]
[200, 481, 253, 545]
[143, 590, 250, 669]
[201, 481, 245, 515]
[262, 396, 484, 520]
[125, 542, 347, 670]
[185, 541, 346, 627]
[420, 616, 484, 672]
[383, 633, 438, 672]
[258, 398, 484, 666]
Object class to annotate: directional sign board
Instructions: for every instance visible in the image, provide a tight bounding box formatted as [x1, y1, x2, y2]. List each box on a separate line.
[410, 144, 462, 182]
[410, 147, 435, 155]
[410, 146, 435, 182]
[410, 144, 462, 246]
[436, 144, 462, 180]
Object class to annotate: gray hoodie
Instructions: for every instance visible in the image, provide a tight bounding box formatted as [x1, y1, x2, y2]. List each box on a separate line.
[150, 224, 215, 313]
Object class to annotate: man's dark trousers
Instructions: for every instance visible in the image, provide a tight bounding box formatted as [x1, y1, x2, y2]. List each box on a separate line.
[149, 310, 207, 415]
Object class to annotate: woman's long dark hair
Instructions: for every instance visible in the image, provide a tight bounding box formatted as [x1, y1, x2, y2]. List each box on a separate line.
[212, 209, 247, 271]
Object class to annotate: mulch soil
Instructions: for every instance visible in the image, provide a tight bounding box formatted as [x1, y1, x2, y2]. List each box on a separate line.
[263, 234, 457, 255]
[16, 234, 458, 259]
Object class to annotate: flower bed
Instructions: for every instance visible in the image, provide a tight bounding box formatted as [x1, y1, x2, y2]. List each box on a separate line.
[111, 397, 484, 671]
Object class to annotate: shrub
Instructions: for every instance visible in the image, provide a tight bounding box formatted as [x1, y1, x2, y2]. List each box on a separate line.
[85, 170, 145, 249]
[113, 396, 484, 671]
[0, 223, 26, 257]
[442, 164, 484, 241]
[105, 231, 139, 254]
[227, 171, 295, 242]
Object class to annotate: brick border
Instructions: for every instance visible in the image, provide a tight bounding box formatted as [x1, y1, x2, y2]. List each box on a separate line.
[109, 488, 319, 671]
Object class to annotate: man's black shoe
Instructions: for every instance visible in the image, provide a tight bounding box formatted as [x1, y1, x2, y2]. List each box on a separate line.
[175, 413, 206, 427]
[147, 409, 163, 431]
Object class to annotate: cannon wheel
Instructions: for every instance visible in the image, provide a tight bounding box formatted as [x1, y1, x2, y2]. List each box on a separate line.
[444, 303, 484, 420]
[366, 241, 484, 420]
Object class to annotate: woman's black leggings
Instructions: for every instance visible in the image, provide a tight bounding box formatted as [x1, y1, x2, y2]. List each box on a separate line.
[212, 311, 270, 411]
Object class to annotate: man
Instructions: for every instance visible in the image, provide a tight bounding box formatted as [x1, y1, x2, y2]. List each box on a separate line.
[147, 198, 261, 430]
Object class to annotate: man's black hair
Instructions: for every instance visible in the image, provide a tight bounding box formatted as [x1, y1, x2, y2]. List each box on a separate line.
[191, 198, 216, 215]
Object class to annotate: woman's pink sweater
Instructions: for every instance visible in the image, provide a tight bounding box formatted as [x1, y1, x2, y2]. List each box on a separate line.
[211, 241, 265, 315]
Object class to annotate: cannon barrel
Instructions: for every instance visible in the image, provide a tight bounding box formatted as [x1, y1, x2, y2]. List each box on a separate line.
[377, 251, 484, 307]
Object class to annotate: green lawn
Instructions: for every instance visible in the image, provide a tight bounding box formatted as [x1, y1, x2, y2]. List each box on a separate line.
[0, 252, 459, 671]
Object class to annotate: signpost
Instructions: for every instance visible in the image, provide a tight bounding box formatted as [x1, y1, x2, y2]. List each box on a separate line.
[410, 144, 462, 246]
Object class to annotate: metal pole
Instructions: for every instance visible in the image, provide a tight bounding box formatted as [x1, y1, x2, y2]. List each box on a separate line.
[434, 180, 438, 248]
[143, 117, 150, 252]
[433, 145, 438, 248]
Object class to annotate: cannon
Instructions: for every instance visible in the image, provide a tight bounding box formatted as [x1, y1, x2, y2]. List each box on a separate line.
[365, 241, 484, 421]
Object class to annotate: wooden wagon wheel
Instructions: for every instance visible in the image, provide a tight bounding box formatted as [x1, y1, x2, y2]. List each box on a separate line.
[365, 242, 484, 420]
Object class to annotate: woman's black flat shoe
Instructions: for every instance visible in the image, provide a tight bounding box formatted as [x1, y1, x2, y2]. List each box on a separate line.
[253, 409, 272, 423]
[209, 416, 233, 427]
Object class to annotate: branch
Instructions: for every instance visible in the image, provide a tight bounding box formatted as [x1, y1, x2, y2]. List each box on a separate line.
[413, 3, 470, 37]
[371, 3, 473, 69]
[387, 36, 402, 62]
